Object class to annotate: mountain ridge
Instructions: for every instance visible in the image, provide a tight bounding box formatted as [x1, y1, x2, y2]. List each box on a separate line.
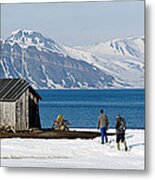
[0, 29, 144, 89]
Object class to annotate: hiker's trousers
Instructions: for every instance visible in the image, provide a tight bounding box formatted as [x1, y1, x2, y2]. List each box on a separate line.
[100, 127, 108, 144]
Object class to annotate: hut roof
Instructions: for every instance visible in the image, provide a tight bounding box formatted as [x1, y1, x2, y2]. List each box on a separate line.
[0, 79, 42, 101]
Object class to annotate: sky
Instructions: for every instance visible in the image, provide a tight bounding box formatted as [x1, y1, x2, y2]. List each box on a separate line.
[1, 0, 144, 46]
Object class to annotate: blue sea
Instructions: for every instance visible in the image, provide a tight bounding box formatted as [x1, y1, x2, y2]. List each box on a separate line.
[37, 89, 145, 129]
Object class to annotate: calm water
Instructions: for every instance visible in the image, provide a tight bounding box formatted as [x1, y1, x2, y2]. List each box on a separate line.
[37, 89, 145, 129]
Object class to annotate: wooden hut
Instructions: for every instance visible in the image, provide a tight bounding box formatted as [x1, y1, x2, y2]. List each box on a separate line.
[0, 79, 42, 132]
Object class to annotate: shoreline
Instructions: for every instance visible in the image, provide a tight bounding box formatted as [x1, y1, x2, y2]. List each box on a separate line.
[1, 129, 144, 170]
[0, 128, 144, 139]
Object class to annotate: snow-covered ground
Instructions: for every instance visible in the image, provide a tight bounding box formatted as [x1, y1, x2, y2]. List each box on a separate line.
[1, 129, 145, 170]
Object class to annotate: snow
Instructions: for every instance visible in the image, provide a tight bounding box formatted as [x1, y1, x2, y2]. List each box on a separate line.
[7, 29, 67, 57]
[63, 45, 94, 63]
[61, 79, 66, 87]
[24, 62, 39, 89]
[1, 129, 145, 170]
[64, 50, 144, 88]
[41, 64, 63, 89]
[81, 36, 144, 59]
[1, 58, 12, 78]
[64, 36, 144, 88]
[1, 58, 9, 78]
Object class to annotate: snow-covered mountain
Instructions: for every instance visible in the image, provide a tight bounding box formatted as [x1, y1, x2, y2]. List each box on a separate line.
[79, 36, 144, 58]
[0, 29, 144, 89]
[63, 36, 144, 88]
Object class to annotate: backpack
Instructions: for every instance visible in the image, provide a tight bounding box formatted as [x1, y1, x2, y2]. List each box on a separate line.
[116, 117, 126, 133]
[104, 115, 109, 129]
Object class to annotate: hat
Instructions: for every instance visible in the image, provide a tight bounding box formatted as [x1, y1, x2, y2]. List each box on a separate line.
[100, 109, 104, 113]
[57, 114, 64, 121]
[116, 113, 120, 118]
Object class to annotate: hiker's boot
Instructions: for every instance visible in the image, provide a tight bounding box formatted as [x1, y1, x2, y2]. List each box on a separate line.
[117, 143, 120, 150]
[124, 142, 128, 151]
[105, 137, 108, 143]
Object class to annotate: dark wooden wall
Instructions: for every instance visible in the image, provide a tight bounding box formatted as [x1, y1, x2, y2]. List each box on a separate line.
[0, 88, 41, 131]
[29, 91, 41, 129]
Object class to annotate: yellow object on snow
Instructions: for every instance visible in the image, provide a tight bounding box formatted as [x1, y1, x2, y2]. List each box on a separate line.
[57, 114, 64, 122]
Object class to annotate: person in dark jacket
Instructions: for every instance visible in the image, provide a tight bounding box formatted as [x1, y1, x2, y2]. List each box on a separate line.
[115, 113, 128, 151]
[97, 109, 109, 144]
